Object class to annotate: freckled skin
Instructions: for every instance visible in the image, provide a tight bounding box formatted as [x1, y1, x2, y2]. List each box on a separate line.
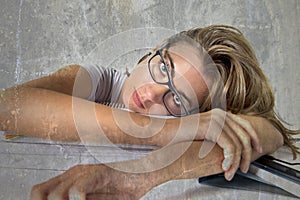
[0, 55, 284, 198]
[30, 142, 225, 200]
[120, 45, 208, 116]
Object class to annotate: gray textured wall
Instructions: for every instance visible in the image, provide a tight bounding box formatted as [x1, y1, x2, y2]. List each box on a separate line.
[0, 0, 299, 199]
[1, 0, 299, 128]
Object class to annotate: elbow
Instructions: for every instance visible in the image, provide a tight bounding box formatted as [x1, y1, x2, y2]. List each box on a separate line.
[273, 122, 284, 149]
[269, 128, 284, 154]
[278, 133, 284, 148]
[275, 131, 284, 150]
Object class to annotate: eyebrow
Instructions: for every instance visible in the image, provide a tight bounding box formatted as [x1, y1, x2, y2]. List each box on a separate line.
[164, 51, 193, 108]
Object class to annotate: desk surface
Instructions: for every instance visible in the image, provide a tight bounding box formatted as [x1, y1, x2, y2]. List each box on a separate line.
[0, 131, 299, 200]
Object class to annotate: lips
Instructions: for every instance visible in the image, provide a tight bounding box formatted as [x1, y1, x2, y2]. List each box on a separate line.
[133, 90, 144, 109]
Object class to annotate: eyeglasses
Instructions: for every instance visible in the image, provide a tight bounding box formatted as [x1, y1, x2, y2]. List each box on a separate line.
[147, 49, 191, 117]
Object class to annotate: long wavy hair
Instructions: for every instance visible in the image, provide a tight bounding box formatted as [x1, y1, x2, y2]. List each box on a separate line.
[179, 25, 299, 158]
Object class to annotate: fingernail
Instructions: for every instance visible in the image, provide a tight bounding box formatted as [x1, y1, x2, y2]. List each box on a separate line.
[222, 158, 230, 170]
[226, 172, 233, 181]
[259, 146, 263, 153]
[243, 165, 249, 173]
[224, 149, 230, 157]
[222, 150, 230, 170]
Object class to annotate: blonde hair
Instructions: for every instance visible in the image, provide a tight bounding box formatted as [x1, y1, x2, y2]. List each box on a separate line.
[179, 25, 299, 159]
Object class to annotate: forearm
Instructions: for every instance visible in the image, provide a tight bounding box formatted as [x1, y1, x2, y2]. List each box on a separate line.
[125, 114, 285, 183]
[30, 139, 282, 199]
[176, 115, 283, 180]
[117, 134, 281, 185]
[156, 141, 224, 180]
[0, 86, 137, 142]
[29, 141, 222, 199]
[240, 114, 284, 160]
[0, 85, 283, 152]
[108, 141, 224, 187]
[0, 86, 177, 145]
[0, 86, 80, 141]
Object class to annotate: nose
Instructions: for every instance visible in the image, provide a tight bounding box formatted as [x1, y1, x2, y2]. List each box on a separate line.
[142, 83, 169, 105]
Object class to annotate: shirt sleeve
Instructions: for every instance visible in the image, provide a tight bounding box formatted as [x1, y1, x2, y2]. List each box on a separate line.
[81, 64, 126, 103]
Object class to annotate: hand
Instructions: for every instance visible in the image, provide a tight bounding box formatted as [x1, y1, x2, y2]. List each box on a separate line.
[199, 109, 262, 181]
[30, 164, 152, 200]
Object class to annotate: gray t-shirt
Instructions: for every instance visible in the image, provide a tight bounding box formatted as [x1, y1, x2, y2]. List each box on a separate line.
[83, 65, 127, 103]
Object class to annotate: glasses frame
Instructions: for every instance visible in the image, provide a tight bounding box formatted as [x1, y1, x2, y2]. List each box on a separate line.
[147, 49, 190, 117]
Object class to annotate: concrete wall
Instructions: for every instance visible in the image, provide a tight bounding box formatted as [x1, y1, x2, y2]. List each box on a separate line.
[1, 0, 299, 127]
[0, 0, 299, 199]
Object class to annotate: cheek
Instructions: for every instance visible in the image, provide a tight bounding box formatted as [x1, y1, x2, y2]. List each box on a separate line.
[183, 72, 210, 107]
[148, 104, 169, 116]
[194, 78, 210, 107]
[121, 80, 148, 109]
[130, 64, 152, 84]
[122, 66, 152, 102]
[122, 87, 133, 107]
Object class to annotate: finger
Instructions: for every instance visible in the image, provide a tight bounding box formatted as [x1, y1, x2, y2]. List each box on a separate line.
[223, 115, 252, 173]
[47, 174, 79, 200]
[87, 193, 137, 200]
[30, 184, 48, 200]
[69, 189, 86, 200]
[206, 110, 234, 171]
[68, 174, 110, 200]
[218, 125, 242, 180]
[199, 109, 225, 158]
[224, 130, 242, 181]
[217, 132, 235, 171]
[227, 112, 262, 153]
[203, 109, 226, 142]
[203, 109, 241, 179]
[30, 171, 70, 200]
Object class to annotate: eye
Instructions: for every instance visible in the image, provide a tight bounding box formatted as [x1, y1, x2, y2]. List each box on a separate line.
[159, 63, 168, 74]
[173, 94, 181, 106]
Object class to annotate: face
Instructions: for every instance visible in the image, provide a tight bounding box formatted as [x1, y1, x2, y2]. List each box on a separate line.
[119, 42, 210, 116]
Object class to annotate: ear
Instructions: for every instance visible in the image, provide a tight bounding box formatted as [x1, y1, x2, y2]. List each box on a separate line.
[125, 67, 131, 77]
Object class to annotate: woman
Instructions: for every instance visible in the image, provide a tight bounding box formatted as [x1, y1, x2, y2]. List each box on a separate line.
[0, 25, 298, 199]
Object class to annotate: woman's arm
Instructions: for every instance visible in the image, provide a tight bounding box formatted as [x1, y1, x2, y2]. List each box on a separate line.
[0, 64, 174, 143]
[0, 64, 88, 140]
[0, 80, 280, 147]
[0, 64, 283, 179]
[193, 111, 284, 180]
[0, 64, 177, 145]
[29, 142, 226, 200]
[19, 65, 90, 98]
[31, 131, 283, 200]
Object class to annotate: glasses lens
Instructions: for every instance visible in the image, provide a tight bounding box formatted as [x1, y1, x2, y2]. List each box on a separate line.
[148, 50, 192, 117]
[149, 54, 170, 84]
[163, 91, 187, 116]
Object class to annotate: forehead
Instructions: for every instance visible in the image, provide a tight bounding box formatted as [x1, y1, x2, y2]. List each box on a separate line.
[163, 41, 205, 75]
[163, 43, 209, 107]
[162, 43, 205, 83]
[173, 61, 208, 106]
